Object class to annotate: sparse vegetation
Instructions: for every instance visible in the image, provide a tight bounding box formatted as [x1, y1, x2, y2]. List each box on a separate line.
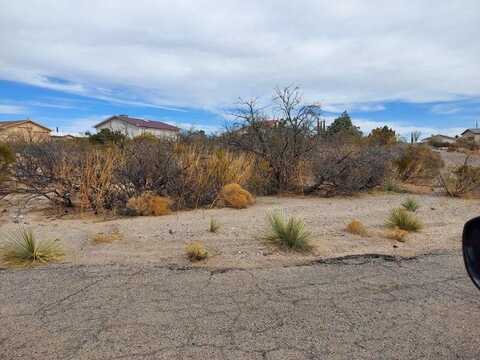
[383, 178, 404, 193]
[92, 230, 123, 244]
[209, 218, 221, 233]
[402, 198, 419, 212]
[220, 183, 255, 209]
[0, 228, 64, 266]
[265, 211, 312, 251]
[394, 145, 444, 183]
[185, 242, 208, 261]
[386, 208, 422, 232]
[346, 220, 369, 237]
[385, 227, 409, 242]
[439, 157, 480, 197]
[126, 193, 172, 216]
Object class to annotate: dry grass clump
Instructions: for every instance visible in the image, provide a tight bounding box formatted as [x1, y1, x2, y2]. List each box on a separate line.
[92, 230, 123, 244]
[126, 193, 172, 216]
[209, 218, 220, 233]
[220, 183, 255, 209]
[0, 228, 64, 266]
[401, 198, 419, 212]
[185, 242, 208, 261]
[346, 220, 369, 237]
[385, 227, 409, 242]
[386, 208, 422, 232]
[265, 211, 312, 251]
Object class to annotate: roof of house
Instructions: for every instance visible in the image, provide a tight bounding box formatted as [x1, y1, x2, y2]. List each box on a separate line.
[462, 128, 480, 135]
[0, 120, 52, 132]
[94, 115, 180, 132]
[423, 134, 456, 141]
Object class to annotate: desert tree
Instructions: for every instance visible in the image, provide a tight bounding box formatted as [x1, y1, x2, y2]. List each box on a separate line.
[326, 111, 362, 138]
[226, 86, 321, 192]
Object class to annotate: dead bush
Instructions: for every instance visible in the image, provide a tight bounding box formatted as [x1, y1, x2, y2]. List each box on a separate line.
[92, 229, 123, 244]
[0, 142, 15, 197]
[394, 145, 444, 183]
[80, 147, 122, 213]
[346, 220, 369, 237]
[439, 157, 480, 197]
[385, 227, 408, 242]
[126, 193, 172, 216]
[169, 144, 254, 209]
[220, 183, 255, 209]
[309, 141, 397, 196]
[185, 242, 208, 261]
[13, 141, 84, 207]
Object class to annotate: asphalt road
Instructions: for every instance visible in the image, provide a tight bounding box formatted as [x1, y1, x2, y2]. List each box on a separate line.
[1, 252, 480, 359]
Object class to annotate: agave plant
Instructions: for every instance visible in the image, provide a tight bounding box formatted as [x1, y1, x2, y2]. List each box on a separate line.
[0, 228, 64, 266]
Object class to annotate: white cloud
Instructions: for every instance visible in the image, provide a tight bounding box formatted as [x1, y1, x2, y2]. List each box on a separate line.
[0, 1, 479, 109]
[0, 104, 26, 114]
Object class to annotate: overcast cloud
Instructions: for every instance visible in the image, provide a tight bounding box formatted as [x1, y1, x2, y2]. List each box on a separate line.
[0, 0, 479, 114]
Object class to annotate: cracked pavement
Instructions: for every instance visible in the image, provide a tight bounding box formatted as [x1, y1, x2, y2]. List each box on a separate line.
[1, 252, 480, 359]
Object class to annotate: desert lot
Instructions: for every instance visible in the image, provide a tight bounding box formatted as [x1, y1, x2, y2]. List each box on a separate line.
[0, 193, 477, 269]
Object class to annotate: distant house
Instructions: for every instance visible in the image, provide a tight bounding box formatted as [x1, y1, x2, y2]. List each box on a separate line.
[0, 119, 51, 142]
[461, 129, 480, 144]
[51, 134, 77, 141]
[94, 115, 180, 139]
[422, 134, 457, 145]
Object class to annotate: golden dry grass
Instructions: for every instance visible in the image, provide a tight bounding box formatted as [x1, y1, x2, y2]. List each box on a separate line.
[345, 220, 369, 237]
[185, 242, 208, 261]
[127, 193, 172, 216]
[92, 230, 123, 244]
[220, 183, 255, 209]
[385, 227, 409, 242]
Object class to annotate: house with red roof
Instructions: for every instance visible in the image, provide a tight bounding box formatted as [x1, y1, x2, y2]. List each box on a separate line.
[94, 115, 180, 139]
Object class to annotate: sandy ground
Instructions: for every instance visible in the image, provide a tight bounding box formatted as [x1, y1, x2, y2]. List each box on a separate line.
[0, 193, 477, 269]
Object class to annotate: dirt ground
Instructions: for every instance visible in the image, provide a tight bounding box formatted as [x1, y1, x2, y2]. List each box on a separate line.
[0, 192, 477, 269]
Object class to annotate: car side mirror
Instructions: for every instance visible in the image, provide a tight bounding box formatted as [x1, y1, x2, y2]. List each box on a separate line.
[463, 217, 480, 290]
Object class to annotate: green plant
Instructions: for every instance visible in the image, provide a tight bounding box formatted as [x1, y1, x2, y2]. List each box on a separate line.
[386, 208, 422, 232]
[209, 218, 220, 233]
[185, 242, 208, 261]
[265, 211, 312, 251]
[0, 228, 64, 266]
[402, 198, 419, 212]
[346, 220, 369, 237]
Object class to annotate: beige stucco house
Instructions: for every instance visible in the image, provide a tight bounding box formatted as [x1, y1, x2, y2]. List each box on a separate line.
[0, 119, 51, 142]
[94, 115, 180, 139]
[461, 129, 480, 144]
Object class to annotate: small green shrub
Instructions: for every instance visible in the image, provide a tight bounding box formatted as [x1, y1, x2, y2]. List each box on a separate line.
[401, 198, 419, 212]
[209, 218, 220, 233]
[386, 208, 422, 232]
[265, 212, 312, 251]
[0, 229, 64, 266]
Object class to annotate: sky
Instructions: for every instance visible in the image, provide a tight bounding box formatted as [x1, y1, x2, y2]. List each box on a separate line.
[0, 0, 479, 137]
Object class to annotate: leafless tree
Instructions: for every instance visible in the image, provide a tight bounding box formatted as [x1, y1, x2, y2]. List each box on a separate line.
[226, 86, 321, 192]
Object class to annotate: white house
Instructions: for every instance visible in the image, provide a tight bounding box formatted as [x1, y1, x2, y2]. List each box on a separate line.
[422, 134, 457, 145]
[94, 115, 180, 139]
[461, 129, 480, 144]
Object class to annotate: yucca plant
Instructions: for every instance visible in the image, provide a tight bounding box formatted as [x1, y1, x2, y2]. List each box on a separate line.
[265, 212, 312, 251]
[402, 198, 419, 212]
[209, 218, 220, 233]
[386, 208, 422, 232]
[0, 228, 64, 266]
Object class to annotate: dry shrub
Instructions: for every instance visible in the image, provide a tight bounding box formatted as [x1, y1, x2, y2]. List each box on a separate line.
[209, 218, 220, 233]
[220, 183, 255, 209]
[80, 147, 122, 213]
[171, 144, 254, 208]
[310, 141, 397, 196]
[346, 220, 369, 237]
[92, 230, 123, 244]
[185, 242, 208, 261]
[395, 145, 444, 183]
[0, 142, 15, 196]
[385, 227, 409, 242]
[126, 193, 172, 216]
[439, 157, 480, 197]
